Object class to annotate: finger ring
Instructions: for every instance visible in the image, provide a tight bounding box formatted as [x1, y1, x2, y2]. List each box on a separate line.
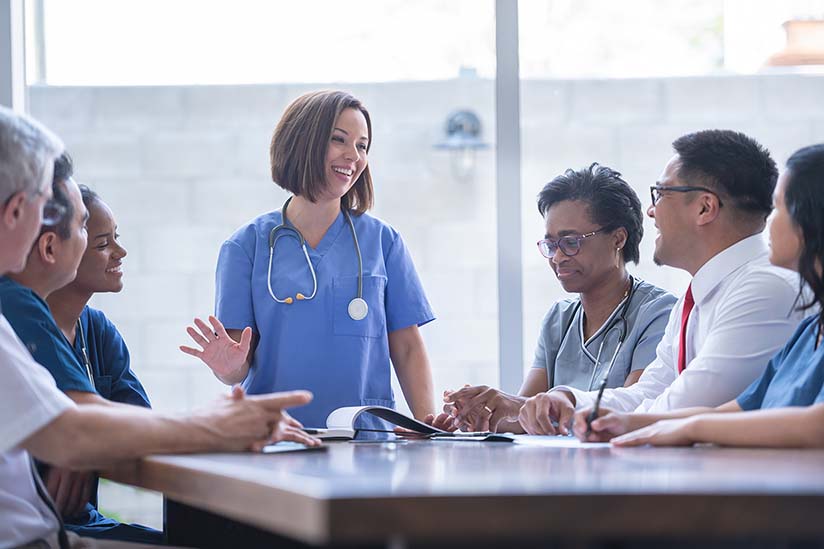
[483, 405, 493, 414]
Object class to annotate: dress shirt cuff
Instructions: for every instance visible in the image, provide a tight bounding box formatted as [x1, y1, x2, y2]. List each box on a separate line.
[550, 385, 595, 411]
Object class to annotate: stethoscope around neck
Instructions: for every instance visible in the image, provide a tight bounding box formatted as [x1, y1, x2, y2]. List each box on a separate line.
[555, 276, 636, 391]
[266, 196, 368, 321]
[76, 319, 95, 389]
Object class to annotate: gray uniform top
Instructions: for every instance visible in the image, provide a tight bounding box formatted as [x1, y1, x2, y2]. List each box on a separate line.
[532, 278, 677, 391]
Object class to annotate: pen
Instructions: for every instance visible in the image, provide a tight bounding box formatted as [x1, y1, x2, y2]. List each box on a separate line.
[585, 375, 609, 438]
[584, 323, 627, 439]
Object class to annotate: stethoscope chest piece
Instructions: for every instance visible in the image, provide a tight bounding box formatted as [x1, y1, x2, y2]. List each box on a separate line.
[348, 297, 369, 321]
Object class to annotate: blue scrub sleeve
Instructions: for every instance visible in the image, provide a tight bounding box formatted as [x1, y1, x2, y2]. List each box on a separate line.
[531, 303, 563, 370]
[215, 238, 258, 333]
[531, 303, 565, 389]
[383, 233, 434, 333]
[815, 367, 824, 405]
[6, 295, 95, 394]
[629, 295, 675, 373]
[736, 355, 777, 411]
[96, 313, 151, 408]
[738, 317, 813, 410]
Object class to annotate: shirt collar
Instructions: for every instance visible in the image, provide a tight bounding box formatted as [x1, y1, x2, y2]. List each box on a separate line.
[691, 233, 768, 306]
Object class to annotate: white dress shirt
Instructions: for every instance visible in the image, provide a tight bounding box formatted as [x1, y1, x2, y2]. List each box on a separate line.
[0, 313, 75, 548]
[556, 234, 803, 413]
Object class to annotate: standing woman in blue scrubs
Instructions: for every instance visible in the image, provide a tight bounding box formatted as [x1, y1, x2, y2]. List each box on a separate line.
[182, 90, 436, 429]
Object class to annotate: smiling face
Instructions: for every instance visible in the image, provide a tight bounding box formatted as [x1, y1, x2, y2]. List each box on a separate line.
[647, 155, 696, 270]
[544, 199, 624, 294]
[72, 198, 127, 294]
[768, 171, 803, 272]
[321, 107, 369, 201]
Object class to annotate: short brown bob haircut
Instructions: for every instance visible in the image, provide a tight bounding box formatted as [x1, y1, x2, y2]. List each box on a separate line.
[270, 90, 374, 215]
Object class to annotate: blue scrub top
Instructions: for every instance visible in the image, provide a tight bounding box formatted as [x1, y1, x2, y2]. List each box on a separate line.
[531, 279, 676, 390]
[74, 306, 151, 407]
[0, 278, 150, 406]
[0, 277, 157, 542]
[216, 208, 435, 430]
[737, 314, 824, 410]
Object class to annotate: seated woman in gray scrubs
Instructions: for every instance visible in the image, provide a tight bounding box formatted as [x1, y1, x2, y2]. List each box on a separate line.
[440, 163, 676, 433]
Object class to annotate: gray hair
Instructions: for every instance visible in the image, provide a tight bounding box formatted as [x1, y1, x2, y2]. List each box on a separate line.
[0, 105, 64, 204]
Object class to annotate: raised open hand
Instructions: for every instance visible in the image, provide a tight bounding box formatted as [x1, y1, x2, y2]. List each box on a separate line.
[180, 315, 252, 381]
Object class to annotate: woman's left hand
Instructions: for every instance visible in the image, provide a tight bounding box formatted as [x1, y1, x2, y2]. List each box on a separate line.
[611, 417, 697, 447]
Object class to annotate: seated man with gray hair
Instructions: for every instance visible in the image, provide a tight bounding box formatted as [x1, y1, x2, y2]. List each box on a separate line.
[0, 105, 318, 548]
[0, 152, 162, 543]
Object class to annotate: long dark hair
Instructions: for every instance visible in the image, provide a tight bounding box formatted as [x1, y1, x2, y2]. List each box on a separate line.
[784, 144, 824, 329]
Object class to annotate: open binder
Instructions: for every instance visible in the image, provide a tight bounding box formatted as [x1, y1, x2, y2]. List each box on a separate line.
[306, 405, 513, 442]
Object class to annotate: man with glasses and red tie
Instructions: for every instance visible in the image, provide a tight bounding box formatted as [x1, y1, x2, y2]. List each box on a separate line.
[519, 129, 804, 436]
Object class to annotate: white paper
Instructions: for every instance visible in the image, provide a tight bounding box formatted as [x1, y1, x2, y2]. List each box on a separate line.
[510, 434, 611, 448]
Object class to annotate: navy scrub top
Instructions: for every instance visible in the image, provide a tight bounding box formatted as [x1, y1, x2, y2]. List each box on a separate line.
[738, 314, 824, 410]
[0, 277, 156, 542]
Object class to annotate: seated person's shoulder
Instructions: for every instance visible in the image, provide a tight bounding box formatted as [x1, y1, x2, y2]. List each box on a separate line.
[540, 298, 578, 328]
[731, 262, 799, 296]
[82, 305, 115, 332]
[633, 280, 678, 313]
[0, 279, 54, 333]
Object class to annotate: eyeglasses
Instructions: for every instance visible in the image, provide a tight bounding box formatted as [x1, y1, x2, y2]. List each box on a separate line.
[41, 198, 67, 227]
[649, 185, 724, 207]
[537, 226, 613, 259]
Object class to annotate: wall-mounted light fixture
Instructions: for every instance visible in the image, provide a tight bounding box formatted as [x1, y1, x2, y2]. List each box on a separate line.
[434, 110, 490, 180]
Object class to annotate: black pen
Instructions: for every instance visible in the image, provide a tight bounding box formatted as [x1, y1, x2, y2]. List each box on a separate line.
[585, 375, 609, 438]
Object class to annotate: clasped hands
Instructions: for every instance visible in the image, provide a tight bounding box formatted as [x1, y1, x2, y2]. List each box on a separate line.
[431, 385, 582, 435]
[428, 386, 688, 445]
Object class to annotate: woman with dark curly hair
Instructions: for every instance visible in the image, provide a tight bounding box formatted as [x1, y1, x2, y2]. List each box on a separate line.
[442, 163, 676, 433]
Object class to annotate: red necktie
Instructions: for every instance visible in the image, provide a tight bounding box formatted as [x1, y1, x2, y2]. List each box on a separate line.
[677, 284, 694, 374]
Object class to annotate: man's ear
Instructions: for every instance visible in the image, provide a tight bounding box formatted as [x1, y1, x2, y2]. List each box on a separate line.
[1, 191, 27, 230]
[37, 232, 59, 265]
[696, 194, 722, 226]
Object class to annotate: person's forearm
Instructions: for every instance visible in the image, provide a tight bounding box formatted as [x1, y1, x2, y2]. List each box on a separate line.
[396, 360, 435, 419]
[518, 368, 549, 398]
[688, 405, 824, 448]
[25, 405, 234, 470]
[394, 350, 435, 419]
[628, 406, 719, 431]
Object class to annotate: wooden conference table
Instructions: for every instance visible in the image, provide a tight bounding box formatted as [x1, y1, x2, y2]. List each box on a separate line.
[105, 438, 824, 548]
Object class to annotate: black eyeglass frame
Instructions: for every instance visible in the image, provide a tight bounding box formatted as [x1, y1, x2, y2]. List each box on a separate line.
[536, 226, 615, 259]
[649, 185, 724, 207]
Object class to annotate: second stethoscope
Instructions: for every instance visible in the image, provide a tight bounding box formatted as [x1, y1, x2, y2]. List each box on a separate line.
[77, 319, 95, 389]
[267, 197, 368, 321]
[554, 276, 636, 391]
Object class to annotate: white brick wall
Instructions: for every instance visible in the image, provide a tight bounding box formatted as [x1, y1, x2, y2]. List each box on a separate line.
[27, 74, 824, 529]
